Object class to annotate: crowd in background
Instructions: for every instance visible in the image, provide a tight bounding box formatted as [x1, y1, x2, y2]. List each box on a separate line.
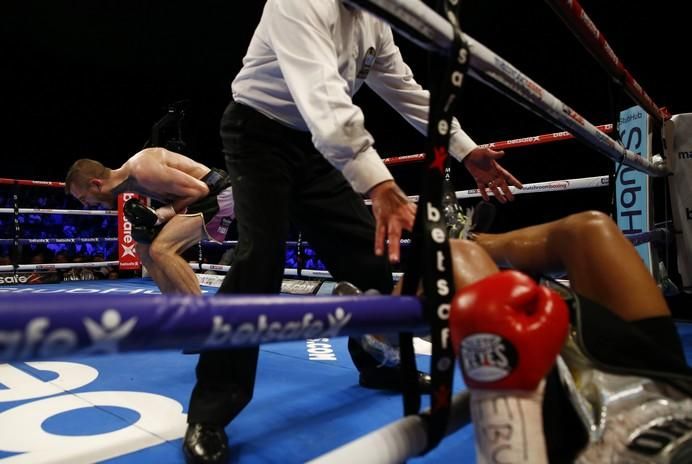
[0, 186, 119, 280]
[0, 185, 328, 282]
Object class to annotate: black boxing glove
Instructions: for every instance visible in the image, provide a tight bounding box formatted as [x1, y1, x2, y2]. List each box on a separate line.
[123, 198, 159, 227]
[131, 224, 159, 244]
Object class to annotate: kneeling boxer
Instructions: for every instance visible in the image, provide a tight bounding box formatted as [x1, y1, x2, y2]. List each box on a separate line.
[64, 147, 235, 295]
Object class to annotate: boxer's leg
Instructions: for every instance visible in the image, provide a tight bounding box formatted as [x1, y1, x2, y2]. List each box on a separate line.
[147, 215, 207, 295]
[474, 210, 669, 321]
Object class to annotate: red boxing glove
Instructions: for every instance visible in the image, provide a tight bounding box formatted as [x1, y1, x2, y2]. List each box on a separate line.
[450, 270, 569, 391]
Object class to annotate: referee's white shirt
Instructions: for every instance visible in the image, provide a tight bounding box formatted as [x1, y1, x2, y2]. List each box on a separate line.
[232, 0, 477, 194]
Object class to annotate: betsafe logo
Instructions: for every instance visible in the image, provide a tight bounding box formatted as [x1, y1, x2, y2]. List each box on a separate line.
[0, 309, 137, 362]
[0, 275, 29, 285]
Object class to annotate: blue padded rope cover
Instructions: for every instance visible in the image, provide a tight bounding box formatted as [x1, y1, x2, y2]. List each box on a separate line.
[0, 294, 424, 362]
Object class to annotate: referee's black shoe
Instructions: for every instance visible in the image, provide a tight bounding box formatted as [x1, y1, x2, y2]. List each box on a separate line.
[183, 423, 229, 464]
[359, 367, 432, 394]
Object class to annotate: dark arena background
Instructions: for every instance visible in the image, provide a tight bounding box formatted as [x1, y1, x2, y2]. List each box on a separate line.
[3, 0, 691, 311]
[1, 1, 691, 463]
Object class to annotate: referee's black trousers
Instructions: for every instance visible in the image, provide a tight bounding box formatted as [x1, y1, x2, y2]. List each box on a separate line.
[187, 101, 394, 426]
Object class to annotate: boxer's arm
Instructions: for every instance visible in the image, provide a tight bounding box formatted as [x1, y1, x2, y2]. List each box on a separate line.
[130, 149, 210, 217]
[155, 166, 209, 215]
[450, 270, 570, 464]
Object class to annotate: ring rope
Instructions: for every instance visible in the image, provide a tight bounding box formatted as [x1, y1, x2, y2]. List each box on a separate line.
[453, 175, 609, 199]
[0, 293, 424, 363]
[465, 36, 665, 176]
[0, 237, 117, 244]
[0, 208, 117, 216]
[0, 261, 119, 272]
[478, 124, 614, 150]
[383, 123, 613, 166]
[0, 178, 65, 188]
[544, 0, 668, 124]
[201, 239, 414, 247]
[365, 175, 610, 205]
[200, 224, 666, 250]
[201, 240, 314, 247]
[1, 174, 611, 218]
[189, 262, 404, 281]
[348, 0, 667, 177]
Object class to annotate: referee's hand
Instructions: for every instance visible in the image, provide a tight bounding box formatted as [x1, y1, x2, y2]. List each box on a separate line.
[368, 180, 416, 263]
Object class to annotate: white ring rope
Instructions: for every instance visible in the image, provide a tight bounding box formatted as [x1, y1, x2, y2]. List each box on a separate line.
[0, 207, 117, 216]
[0, 261, 119, 272]
[201, 239, 414, 246]
[188, 262, 404, 281]
[203, 240, 312, 247]
[1, 174, 603, 220]
[454, 175, 609, 200]
[0, 237, 117, 244]
[3, 173, 603, 218]
[365, 174, 609, 204]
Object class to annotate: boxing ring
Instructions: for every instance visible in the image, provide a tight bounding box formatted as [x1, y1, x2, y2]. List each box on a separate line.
[1, 0, 691, 462]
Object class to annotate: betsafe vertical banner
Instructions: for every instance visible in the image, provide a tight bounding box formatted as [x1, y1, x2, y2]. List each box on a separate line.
[615, 105, 654, 275]
[117, 193, 143, 271]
